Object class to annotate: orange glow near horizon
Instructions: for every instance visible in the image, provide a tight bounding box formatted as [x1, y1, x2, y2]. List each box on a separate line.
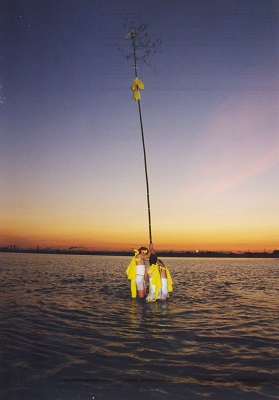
[1, 220, 278, 253]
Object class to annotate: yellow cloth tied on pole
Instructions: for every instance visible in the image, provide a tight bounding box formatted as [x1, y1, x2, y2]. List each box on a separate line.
[131, 77, 144, 100]
[148, 263, 162, 299]
[126, 250, 139, 298]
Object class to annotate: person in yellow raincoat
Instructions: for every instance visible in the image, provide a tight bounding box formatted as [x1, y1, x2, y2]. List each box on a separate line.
[145, 252, 173, 302]
[126, 243, 153, 298]
[145, 258, 162, 302]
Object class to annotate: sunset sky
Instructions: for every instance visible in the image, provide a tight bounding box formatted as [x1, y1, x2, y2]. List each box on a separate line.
[1, 0, 278, 252]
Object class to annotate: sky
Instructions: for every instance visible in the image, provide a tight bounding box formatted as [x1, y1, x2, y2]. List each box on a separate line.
[1, 0, 278, 252]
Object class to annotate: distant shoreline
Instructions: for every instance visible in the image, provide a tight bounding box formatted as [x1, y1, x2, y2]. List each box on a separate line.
[1, 248, 278, 258]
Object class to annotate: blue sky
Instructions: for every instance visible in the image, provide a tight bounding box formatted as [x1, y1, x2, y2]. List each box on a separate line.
[1, 0, 278, 251]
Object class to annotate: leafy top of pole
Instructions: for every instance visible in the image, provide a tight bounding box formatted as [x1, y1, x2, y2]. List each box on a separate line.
[119, 22, 162, 72]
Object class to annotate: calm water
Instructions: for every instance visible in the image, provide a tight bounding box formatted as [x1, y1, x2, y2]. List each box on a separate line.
[0, 253, 278, 400]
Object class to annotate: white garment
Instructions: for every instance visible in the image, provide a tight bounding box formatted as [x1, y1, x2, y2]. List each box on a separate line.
[136, 264, 145, 275]
[135, 264, 145, 291]
[161, 278, 168, 297]
[146, 277, 156, 301]
[135, 274, 145, 291]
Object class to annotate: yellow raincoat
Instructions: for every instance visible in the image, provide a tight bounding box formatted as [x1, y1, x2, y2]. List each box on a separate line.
[126, 250, 139, 298]
[147, 263, 162, 300]
[160, 265, 173, 294]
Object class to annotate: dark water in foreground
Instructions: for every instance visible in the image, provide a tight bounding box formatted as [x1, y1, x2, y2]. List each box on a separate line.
[0, 253, 278, 400]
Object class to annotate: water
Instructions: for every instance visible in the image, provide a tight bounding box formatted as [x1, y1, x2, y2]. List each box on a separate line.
[0, 253, 278, 400]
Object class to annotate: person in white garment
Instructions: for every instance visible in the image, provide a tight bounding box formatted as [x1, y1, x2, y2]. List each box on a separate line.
[135, 244, 153, 298]
[126, 244, 153, 298]
[157, 259, 171, 300]
[145, 252, 173, 301]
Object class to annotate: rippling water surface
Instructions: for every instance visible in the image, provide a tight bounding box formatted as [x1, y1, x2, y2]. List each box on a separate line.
[1, 253, 278, 399]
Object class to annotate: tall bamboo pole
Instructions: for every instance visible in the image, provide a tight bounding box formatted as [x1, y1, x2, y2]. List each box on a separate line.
[131, 32, 152, 244]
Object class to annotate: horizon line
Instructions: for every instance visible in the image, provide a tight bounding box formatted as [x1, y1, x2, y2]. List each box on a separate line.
[1, 247, 278, 257]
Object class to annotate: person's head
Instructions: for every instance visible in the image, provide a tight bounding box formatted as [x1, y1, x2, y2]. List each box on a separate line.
[149, 253, 157, 265]
[138, 247, 148, 254]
